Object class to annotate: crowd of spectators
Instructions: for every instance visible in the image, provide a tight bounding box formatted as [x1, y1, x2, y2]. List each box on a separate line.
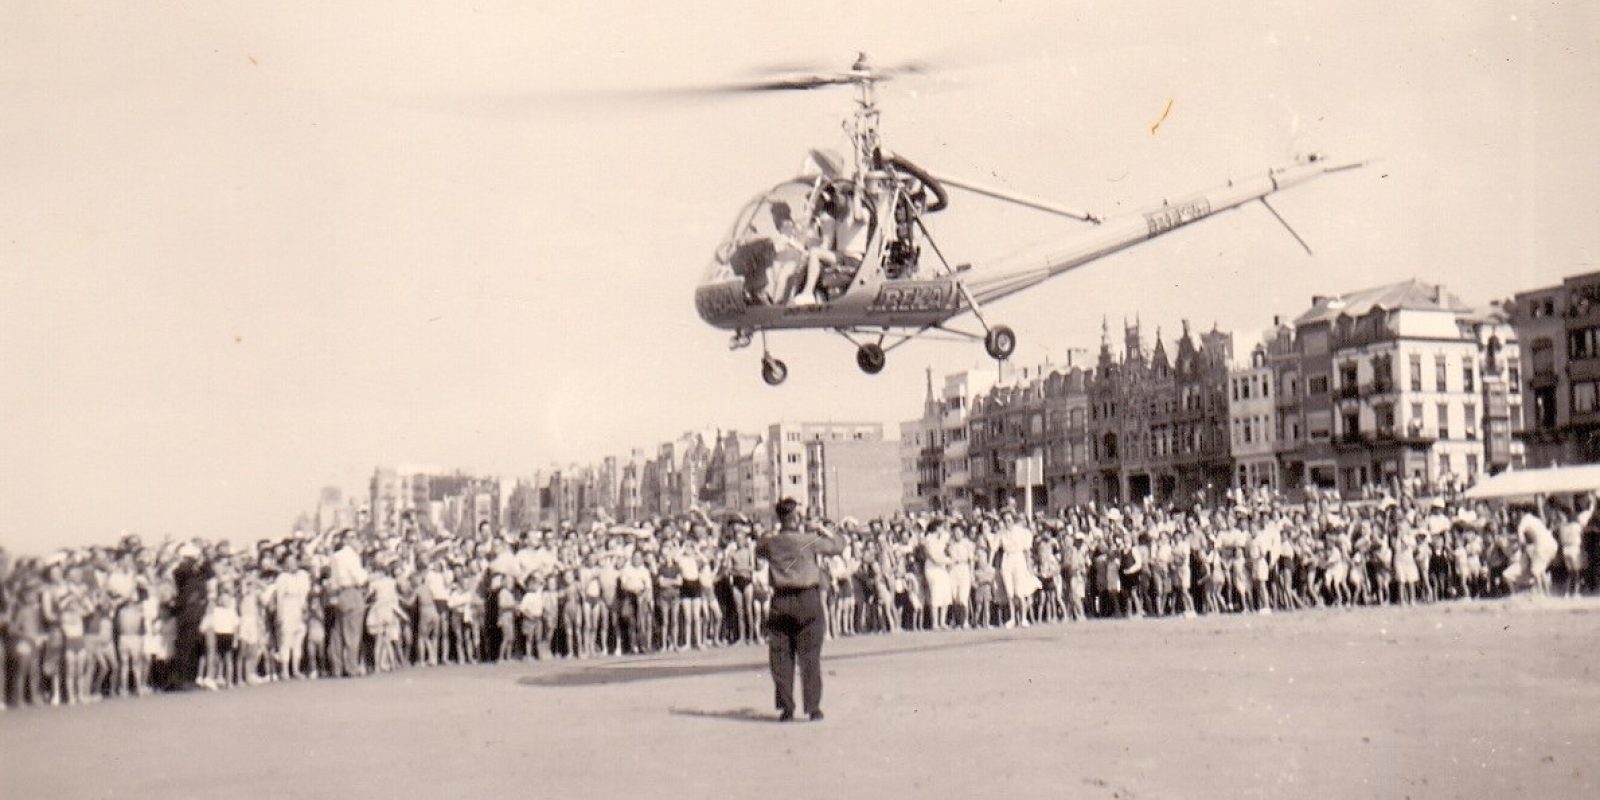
[2, 489, 1595, 709]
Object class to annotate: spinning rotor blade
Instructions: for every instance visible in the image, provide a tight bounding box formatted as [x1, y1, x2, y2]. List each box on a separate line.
[417, 50, 960, 117]
[418, 74, 859, 114]
[709, 72, 866, 93]
[743, 59, 833, 76]
[706, 53, 936, 94]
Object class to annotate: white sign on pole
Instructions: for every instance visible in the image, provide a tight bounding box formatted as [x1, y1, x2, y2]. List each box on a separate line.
[1015, 452, 1043, 519]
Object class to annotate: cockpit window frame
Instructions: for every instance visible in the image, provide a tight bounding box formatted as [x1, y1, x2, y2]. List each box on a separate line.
[704, 179, 820, 285]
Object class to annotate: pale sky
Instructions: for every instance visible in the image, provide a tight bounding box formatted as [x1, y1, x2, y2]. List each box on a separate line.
[3, 1, 1596, 554]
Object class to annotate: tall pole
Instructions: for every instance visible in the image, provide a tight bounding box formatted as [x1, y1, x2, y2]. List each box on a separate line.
[1024, 452, 1036, 521]
[832, 466, 842, 520]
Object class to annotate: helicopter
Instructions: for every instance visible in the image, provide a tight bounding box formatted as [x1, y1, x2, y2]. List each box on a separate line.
[692, 54, 1363, 386]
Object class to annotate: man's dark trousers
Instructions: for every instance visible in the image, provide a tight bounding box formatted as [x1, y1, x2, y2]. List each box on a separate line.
[766, 586, 825, 716]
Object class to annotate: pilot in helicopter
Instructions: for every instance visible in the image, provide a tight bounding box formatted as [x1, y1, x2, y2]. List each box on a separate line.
[767, 202, 813, 304]
[803, 183, 870, 303]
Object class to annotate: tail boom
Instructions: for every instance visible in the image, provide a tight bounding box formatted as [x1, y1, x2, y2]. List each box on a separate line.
[962, 158, 1359, 308]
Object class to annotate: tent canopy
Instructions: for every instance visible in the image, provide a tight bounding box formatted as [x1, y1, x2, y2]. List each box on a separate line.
[1462, 464, 1600, 501]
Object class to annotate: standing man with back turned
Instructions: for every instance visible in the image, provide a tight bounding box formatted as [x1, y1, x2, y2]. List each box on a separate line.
[756, 498, 844, 722]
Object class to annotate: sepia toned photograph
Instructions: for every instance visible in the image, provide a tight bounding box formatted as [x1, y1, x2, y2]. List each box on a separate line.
[2, 2, 1597, 797]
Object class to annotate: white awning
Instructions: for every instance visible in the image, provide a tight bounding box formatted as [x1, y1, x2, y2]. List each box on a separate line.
[1461, 464, 1600, 501]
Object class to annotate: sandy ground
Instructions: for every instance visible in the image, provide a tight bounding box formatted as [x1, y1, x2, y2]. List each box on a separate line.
[2, 597, 1597, 800]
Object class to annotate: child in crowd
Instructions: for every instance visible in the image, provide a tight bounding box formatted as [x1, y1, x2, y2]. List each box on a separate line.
[560, 569, 585, 658]
[496, 576, 519, 663]
[305, 588, 327, 679]
[517, 579, 544, 661]
[209, 589, 240, 689]
[370, 566, 402, 673]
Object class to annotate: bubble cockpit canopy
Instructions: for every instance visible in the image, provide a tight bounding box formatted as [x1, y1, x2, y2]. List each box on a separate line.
[702, 179, 819, 285]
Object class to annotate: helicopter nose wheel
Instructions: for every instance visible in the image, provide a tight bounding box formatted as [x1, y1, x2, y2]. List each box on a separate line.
[984, 325, 1017, 361]
[855, 343, 887, 375]
[761, 355, 788, 386]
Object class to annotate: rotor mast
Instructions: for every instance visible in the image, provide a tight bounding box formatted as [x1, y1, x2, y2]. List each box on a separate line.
[846, 53, 883, 184]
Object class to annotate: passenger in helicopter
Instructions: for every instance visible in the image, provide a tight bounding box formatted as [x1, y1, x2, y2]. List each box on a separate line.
[766, 202, 810, 305]
[796, 185, 869, 304]
[883, 188, 922, 280]
[789, 226, 836, 307]
[729, 235, 776, 305]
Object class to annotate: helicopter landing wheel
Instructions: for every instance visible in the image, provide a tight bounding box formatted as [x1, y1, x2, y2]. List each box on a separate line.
[984, 325, 1017, 361]
[761, 356, 788, 386]
[855, 343, 887, 375]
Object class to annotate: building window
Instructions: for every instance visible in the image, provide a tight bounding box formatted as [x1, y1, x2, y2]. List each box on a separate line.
[1308, 375, 1329, 395]
[786, 453, 800, 464]
[1339, 362, 1359, 391]
[789, 476, 800, 485]
[1410, 402, 1424, 433]
[1308, 410, 1331, 440]
[1370, 355, 1392, 391]
[1435, 356, 1448, 392]
[1568, 326, 1600, 360]
[1409, 354, 1423, 391]
[1438, 453, 1451, 478]
[1375, 403, 1396, 434]
[1437, 402, 1451, 439]
[785, 432, 800, 442]
[1534, 387, 1558, 429]
[1575, 381, 1600, 415]
[1466, 453, 1479, 477]
[1507, 359, 1521, 387]
[1464, 402, 1477, 438]
[1342, 412, 1359, 440]
[1532, 338, 1554, 375]
[1462, 363, 1475, 393]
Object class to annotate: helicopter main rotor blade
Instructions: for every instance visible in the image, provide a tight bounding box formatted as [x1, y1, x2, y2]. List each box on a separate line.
[713, 72, 866, 93]
[421, 73, 864, 114]
[743, 53, 933, 80]
[419, 52, 952, 116]
[743, 59, 833, 77]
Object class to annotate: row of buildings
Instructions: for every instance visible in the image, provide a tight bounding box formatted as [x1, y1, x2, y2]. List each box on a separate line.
[304, 272, 1600, 533]
[1509, 271, 1600, 465]
[302, 423, 904, 537]
[529, 421, 899, 528]
[901, 277, 1539, 514]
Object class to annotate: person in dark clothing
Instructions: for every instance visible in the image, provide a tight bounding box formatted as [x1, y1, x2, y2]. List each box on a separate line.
[168, 544, 213, 691]
[1582, 500, 1600, 593]
[754, 498, 843, 722]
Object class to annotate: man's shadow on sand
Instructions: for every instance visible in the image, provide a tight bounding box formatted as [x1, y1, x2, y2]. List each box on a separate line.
[669, 706, 781, 725]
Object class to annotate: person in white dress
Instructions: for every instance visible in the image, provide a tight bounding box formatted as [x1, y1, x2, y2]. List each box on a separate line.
[946, 525, 976, 628]
[921, 521, 953, 630]
[269, 553, 311, 679]
[1519, 505, 1559, 596]
[998, 511, 1041, 628]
